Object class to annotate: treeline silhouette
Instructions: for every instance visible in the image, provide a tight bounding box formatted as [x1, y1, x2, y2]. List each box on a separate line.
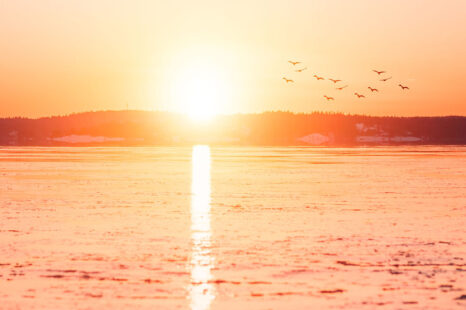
[0, 110, 464, 146]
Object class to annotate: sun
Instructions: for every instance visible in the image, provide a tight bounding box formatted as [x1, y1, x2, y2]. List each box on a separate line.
[169, 50, 233, 121]
[181, 67, 223, 121]
[174, 64, 227, 121]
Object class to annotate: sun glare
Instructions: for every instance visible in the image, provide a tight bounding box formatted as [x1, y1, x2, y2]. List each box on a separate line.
[176, 65, 227, 121]
[169, 49, 233, 121]
[189, 145, 215, 310]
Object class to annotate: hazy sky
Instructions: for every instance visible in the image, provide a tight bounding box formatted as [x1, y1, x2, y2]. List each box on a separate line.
[1, 0, 466, 117]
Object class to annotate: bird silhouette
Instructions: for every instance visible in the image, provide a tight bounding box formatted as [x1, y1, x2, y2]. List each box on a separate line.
[323, 95, 334, 101]
[295, 67, 307, 72]
[380, 76, 392, 82]
[368, 87, 378, 92]
[282, 77, 294, 83]
[373, 70, 386, 75]
[288, 61, 301, 66]
[398, 84, 409, 90]
[329, 79, 341, 84]
[354, 92, 365, 98]
[313, 75, 324, 80]
[336, 85, 348, 90]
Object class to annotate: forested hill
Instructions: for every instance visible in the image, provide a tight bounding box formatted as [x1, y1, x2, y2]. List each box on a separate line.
[0, 111, 465, 146]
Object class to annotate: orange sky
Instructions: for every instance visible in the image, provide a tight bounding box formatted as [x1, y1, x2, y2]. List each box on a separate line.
[1, 0, 466, 118]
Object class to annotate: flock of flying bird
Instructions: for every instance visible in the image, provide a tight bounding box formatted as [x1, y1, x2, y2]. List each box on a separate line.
[283, 61, 410, 102]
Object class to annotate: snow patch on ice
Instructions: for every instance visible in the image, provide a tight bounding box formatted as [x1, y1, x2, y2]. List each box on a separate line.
[51, 135, 125, 143]
[297, 133, 331, 145]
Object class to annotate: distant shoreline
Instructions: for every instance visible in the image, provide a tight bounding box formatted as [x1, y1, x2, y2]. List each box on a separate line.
[1, 110, 465, 146]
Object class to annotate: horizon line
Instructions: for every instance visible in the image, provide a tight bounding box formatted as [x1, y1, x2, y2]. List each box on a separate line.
[2, 109, 466, 120]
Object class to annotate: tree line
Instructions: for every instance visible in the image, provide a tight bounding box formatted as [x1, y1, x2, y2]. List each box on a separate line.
[0, 111, 464, 145]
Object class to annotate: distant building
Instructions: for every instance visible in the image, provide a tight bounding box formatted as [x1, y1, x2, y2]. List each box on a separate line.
[8, 131, 19, 145]
[355, 122, 422, 144]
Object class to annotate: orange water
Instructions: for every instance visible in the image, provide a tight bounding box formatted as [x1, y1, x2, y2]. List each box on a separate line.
[1, 146, 465, 309]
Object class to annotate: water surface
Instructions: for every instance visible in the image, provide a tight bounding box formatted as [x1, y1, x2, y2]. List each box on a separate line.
[1, 146, 465, 309]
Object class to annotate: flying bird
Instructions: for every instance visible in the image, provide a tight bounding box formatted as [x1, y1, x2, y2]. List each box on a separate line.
[295, 67, 307, 72]
[368, 87, 378, 92]
[336, 85, 348, 90]
[398, 84, 409, 90]
[288, 61, 301, 66]
[380, 76, 392, 82]
[282, 77, 294, 83]
[373, 70, 386, 75]
[323, 95, 334, 101]
[354, 92, 365, 98]
[313, 75, 324, 80]
[329, 79, 341, 84]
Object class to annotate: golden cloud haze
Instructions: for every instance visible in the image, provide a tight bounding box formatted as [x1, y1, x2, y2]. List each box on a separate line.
[1, 0, 465, 117]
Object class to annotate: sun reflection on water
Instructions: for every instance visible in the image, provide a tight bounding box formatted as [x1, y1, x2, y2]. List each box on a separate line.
[189, 145, 215, 310]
